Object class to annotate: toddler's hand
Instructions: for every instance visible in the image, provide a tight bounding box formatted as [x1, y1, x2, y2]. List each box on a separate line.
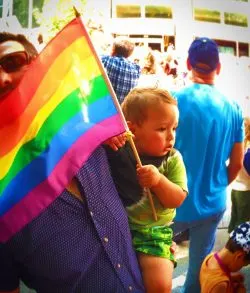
[234, 283, 246, 293]
[136, 164, 161, 188]
[103, 133, 127, 151]
[231, 272, 245, 283]
[231, 272, 246, 293]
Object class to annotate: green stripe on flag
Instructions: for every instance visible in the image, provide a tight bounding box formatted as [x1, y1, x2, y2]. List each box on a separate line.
[0, 88, 83, 195]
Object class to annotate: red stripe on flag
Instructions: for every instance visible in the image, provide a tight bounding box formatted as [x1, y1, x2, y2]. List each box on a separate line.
[0, 114, 125, 242]
[0, 18, 86, 129]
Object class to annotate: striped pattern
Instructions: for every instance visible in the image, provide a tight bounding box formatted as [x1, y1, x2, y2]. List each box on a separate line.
[0, 18, 125, 242]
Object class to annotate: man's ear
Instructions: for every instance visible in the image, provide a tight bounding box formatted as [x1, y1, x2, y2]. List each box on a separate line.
[216, 62, 221, 75]
[186, 58, 192, 71]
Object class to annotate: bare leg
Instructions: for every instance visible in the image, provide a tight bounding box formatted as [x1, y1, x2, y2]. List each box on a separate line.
[138, 253, 174, 293]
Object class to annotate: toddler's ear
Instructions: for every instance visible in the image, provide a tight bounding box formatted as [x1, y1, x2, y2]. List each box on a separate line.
[234, 250, 246, 262]
[127, 121, 136, 134]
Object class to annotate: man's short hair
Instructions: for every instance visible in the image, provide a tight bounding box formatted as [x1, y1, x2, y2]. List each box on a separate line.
[112, 37, 135, 58]
[121, 87, 177, 125]
[0, 32, 38, 61]
[188, 37, 219, 74]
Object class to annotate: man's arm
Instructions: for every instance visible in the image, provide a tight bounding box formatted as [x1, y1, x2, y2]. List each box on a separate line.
[227, 142, 244, 184]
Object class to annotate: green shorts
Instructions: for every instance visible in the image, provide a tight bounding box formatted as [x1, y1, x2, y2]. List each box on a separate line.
[131, 225, 176, 267]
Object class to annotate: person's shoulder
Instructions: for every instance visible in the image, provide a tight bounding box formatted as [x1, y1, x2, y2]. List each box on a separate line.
[165, 149, 184, 166]
[229, 98, 243, 112]
[219, 94, 244, 117]
[101, 55, 124, 65]
[125, 59, 141, 71]
[170, 83, 194, 99]
[101, 54, 110, 61]
[104, 142, 132, 161]
[209, 281, 229, 293]
[214, 87, 242, 108]
[169, 148, 181, 158]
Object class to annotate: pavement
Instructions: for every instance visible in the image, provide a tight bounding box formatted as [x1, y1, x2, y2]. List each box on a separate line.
[172, 208, 250, 293]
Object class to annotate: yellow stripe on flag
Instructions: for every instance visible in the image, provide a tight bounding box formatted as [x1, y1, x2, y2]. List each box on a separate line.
[0, 49, 101, 180]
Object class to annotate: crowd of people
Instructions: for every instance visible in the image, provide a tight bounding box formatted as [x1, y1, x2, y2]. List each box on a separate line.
[0, 25, 250, 293]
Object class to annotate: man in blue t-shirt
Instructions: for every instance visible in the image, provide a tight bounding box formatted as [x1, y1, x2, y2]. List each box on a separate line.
[172, 37, 244, 293]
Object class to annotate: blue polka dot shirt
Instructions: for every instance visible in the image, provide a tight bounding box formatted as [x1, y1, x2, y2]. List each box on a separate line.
[0, 147, 145, 293]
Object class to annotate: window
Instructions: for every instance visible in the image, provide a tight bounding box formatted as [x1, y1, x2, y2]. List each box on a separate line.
[145, 5, 172, 19]
[194, 8, 221, 23]
[218, 46, 235, 55]
[32, 0, 45, 28]
[148, 43, 161, 51]
[224, 12, 248, 27]
[216, 39, 236, 56]
[239, 42, 249, 56]
[13, 0, 29, 27]
[116, 5, 141, 18]
[0, 0, 3, 17]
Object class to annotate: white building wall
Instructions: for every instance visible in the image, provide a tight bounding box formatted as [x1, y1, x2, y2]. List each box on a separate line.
[109, 0, 250, 55]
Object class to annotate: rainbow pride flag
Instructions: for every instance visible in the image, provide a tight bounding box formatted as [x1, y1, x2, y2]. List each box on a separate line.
[0, 17, 126, 242]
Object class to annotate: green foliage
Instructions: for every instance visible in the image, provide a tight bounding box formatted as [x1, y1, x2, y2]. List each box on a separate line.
[13, 0, 29, 27]
[12, 0, 44, 28]
[33, 0, 87, 42]
[0, 0, 3, 18]
[33, 0, 45, 27]
[32, 0, 111, 54]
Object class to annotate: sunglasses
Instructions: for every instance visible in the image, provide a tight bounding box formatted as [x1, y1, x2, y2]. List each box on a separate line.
[0, 51, 29, 73]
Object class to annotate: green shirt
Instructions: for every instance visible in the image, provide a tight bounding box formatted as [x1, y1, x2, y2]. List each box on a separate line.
[128, 149, 188, 229]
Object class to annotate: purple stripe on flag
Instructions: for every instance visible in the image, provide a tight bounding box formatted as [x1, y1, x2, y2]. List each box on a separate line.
[0, 114, 125, 242]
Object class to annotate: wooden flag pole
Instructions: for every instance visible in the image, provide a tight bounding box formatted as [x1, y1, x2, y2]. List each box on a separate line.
[73, 6, 157, 221]
[126, 134, 158, 221]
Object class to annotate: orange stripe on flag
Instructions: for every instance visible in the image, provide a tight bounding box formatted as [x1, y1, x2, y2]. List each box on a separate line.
[0, 18, 87, 129]
[0, 37, 92, 157]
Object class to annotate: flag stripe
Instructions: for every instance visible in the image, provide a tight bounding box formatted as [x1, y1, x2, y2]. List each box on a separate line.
[0, 38, 102, 157]
[0, 94, 118, 215]
[0, 18, 89, 129]
[0, 17, 126, 243]
[0, 89, 82, 190]
[0, 74, 109, 179]
[0, 114, 124, 242]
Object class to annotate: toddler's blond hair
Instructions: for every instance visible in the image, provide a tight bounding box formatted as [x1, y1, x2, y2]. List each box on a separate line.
[121, 87, 177, 125]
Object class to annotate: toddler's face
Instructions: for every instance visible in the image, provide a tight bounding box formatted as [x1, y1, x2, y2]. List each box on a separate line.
[231, 252, 250, 272]
[131, 102, 179, 157]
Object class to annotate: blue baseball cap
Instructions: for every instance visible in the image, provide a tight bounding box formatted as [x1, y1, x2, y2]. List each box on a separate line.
[188, 37, 219, 73]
